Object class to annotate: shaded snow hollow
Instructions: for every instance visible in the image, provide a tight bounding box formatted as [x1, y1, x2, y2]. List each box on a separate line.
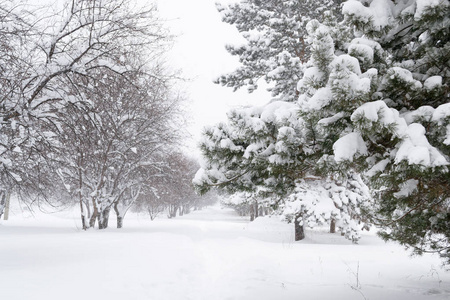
[0, 204, 449, 300]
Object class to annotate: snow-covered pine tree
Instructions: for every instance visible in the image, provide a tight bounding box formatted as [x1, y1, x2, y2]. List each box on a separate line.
[298, 0, 449, 263]
[215, 0, 342, 101]
[195, 1, 372, 242]
[194, 93, 372, 241]
[283, 172, 371, 242]
[342, 0, 450, 263]
[194, 101, 309, 236]
[194, 100, 303, 198]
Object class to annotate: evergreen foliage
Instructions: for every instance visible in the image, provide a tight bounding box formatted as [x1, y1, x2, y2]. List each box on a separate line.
[338, 0, 450, 263]
[196, 0, 449, 263]
[215, 0, 343, 101]
[302, 0, 450, 260]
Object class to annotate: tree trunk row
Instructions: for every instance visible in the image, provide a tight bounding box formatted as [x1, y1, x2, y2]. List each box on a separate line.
[248, 201, 272, 221]
[168, 204, 178, 218]
[294, 215, 337, 242]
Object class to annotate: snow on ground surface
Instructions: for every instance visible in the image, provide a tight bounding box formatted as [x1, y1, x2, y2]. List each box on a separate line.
[1, 204, 449, 300]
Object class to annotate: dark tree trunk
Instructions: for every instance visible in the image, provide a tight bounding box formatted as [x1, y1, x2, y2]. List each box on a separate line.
[86, 201, 91, 220]
[3, 192, 9, 220]
[258, 205, 263, 217]
[78, 171, 87, 230]
[79, 198, 87, 230]
[96, 206, 111, 230]
[254, 200, 259, 219]
[80, 211, 87, 230]
[102, 206, 111, 229]
[117, 216, 123, 229]
[147, 208, 157, 221]
[114, 203, 123, 228]
[90, 206, 98, 228]
[97, 213, 104, 229]
[173, 206, 178, 218]
[0, 190, 8, 220]
[167, 206, 173, 218]
[0, 193, 4, 220]
[168, 205, 178, 218]
[106, 208, 111, 226]
[294, 214, 305, 241]
[330, 218, 336, 234]
[250, 202, 255, 221]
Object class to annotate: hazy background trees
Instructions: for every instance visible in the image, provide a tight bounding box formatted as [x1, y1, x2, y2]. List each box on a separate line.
[133, 152, 218, 220]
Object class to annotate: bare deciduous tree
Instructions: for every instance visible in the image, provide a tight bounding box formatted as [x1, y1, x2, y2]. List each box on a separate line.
[57, 66, 184, 229]
[0, 0, 182, 225]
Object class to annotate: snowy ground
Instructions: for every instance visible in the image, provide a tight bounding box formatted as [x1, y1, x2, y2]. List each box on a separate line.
[1, 204, 449, 300]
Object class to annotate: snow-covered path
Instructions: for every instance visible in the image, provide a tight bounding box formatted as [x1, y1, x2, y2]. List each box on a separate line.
[0, 205, 449, 300]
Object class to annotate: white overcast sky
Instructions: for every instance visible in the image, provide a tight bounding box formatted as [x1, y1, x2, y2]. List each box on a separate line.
[154, 0, 270, 152]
